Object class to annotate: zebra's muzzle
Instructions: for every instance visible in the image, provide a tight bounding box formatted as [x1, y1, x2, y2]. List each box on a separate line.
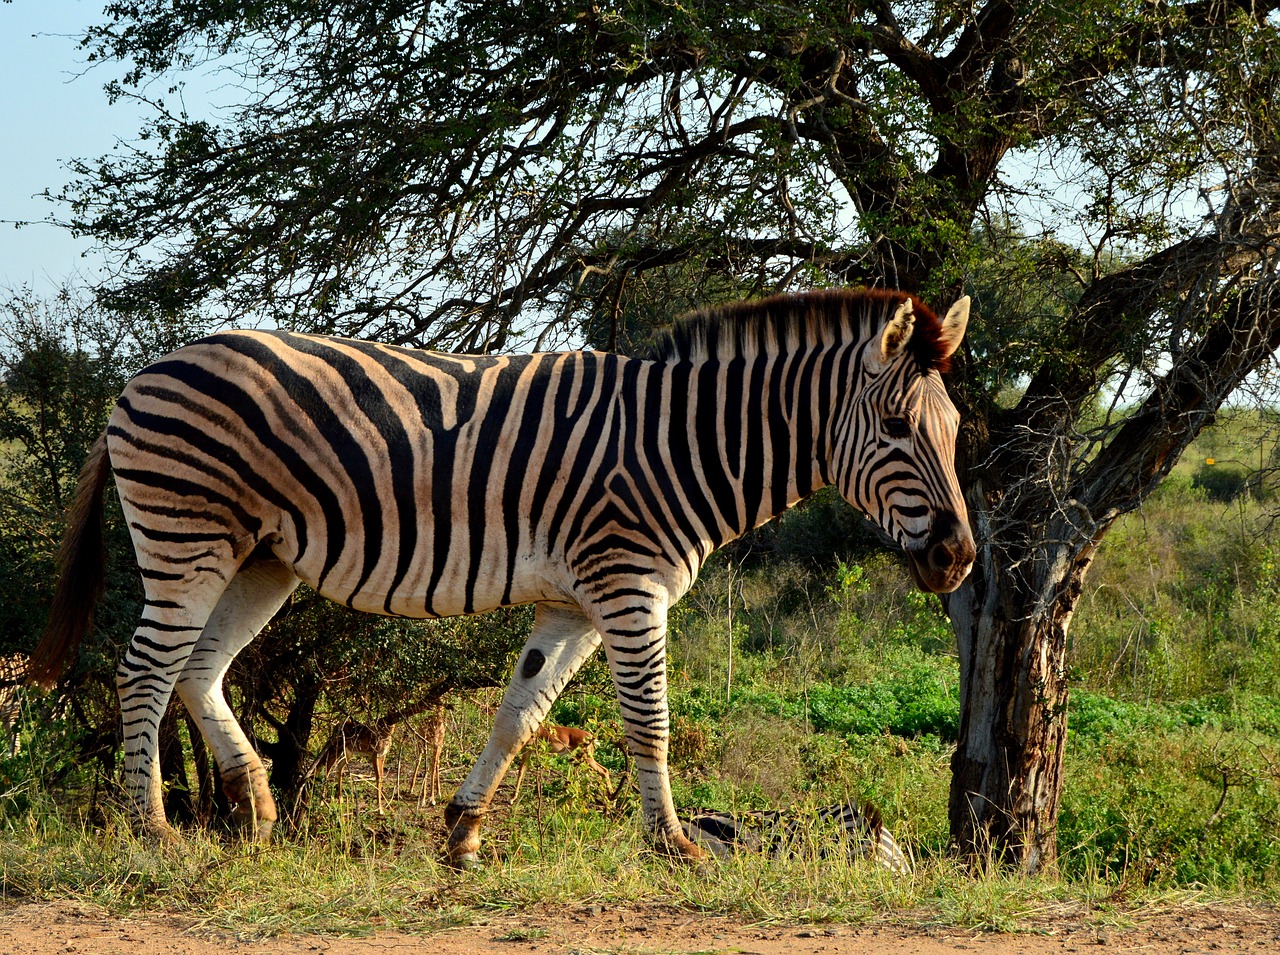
[906, 511, 975, 594]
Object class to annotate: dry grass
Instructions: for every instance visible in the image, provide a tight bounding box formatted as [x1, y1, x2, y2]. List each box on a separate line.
[1, 780, 1268, 940]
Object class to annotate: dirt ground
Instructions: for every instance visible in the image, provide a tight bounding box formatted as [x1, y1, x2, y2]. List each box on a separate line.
[2, 900, 1278, 955]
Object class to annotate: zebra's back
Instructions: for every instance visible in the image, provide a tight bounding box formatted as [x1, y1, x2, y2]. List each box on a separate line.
[107, 330, 690, 618]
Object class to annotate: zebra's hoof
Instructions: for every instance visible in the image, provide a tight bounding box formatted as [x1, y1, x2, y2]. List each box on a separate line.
[142, 822, 181, 846]
[682, 822, 733, 861]
[656, 831, 710, 865]
[446, 851, 485, 871]
[231, 811, 275, 843]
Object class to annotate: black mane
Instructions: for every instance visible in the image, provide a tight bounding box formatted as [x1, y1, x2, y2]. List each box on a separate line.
[646, 288, 952, 372]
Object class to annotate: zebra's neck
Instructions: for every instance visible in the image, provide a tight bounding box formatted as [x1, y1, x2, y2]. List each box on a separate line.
[650, 341, 853, 553]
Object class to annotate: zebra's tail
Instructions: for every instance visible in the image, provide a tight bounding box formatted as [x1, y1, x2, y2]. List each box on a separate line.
[27, 432, 111, 692]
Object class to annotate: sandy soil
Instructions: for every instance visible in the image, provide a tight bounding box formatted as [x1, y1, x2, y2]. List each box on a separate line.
[2, 900, 1278, 955]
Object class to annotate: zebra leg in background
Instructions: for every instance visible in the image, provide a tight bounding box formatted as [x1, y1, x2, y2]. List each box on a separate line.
[445, 602, 601, 867]
[174, 558, 299, 839]
[591, 601, 704, 862]
[117, 572, 234, 840]
[0, 653, 26, 757]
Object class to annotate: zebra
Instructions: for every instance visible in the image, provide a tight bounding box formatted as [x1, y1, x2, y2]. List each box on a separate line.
[27, 287, 974, 865]
[0, 653, 26, 757]
[683, 801, 912, 874]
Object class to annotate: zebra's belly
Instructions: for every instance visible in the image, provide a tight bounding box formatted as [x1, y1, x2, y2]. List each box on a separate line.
[278, 538, 564, 620]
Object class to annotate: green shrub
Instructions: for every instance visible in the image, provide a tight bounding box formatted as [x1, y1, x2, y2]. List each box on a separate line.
[1060, 724, 1280, 886]
[1192, 461, 1253, 501]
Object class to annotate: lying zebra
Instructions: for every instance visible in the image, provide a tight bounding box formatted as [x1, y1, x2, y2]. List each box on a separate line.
[682, 800, 911, 875]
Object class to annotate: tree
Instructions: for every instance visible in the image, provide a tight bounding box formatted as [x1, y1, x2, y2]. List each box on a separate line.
[0, 288, 139, 803]
[54, 1, 1280, 870]
[230, 595, 525, 820]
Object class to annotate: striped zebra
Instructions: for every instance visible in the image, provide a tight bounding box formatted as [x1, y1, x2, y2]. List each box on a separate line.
[0, 653, 27, 757]
[684, 801, 911, 874]
[28, 288, 974, 865]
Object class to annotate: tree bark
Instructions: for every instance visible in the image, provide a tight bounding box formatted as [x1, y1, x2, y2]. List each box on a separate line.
[263, 672, 322, 822]
[946, 483, 1101, 873]
[159, 704, 195, 826]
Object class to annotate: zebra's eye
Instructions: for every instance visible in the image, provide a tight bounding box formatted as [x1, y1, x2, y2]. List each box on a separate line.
[882, 416, 911, 439]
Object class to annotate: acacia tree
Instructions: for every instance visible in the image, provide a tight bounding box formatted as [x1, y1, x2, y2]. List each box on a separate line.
[56, 1, 1280, 870]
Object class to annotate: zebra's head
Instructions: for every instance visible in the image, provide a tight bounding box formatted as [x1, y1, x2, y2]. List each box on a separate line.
[834, 294, 975, 594]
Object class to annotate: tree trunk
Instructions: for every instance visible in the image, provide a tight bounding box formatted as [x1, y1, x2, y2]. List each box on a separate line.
[945, 497, 1097, 873]
[266, 673, 322, 822]
[159, 704, 195, 825]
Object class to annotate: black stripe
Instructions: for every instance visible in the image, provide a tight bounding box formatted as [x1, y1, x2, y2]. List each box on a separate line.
[527, 354, 588, 544]
[278, 335, 417, 612]
[547, 354, 618, 554]
[139, 568, 186, 581]
[741, 355, 767, 525]
[209, 336, 380, 600]
[113, 464, 262, 537]
[125, 501, 235, 527]
[364, 347, 456, 616]
[501, 356, 554, 605]
[129, 523, 237, 547]
[724, 357, 745, 479]
[137, 617, 202, 633]
[464, 356, 533, 613]
[655, 361, 721, 547]
[616, 364, 689, 567]
[790, 346, 822, 499]
[123, 361, 341, 576]
[813, 345, 844, 484]
[768, 352, 792, 517]
[694, 361, 739, 535]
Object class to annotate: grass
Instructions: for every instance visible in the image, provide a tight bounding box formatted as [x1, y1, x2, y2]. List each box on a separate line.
[1, 414, 1279, 932]
[0, 797, 1199, 938]
[1, 669, 1274, 934]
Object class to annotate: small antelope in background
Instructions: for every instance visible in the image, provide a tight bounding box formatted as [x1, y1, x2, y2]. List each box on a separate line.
[511, 723, 612, 802]
[415, 699, 448, 807]
[315, 717, 396, 812]
[314, 697, 443, 812]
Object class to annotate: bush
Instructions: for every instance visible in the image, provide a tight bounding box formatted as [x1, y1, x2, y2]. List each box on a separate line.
[1191, 460, 1264, 502]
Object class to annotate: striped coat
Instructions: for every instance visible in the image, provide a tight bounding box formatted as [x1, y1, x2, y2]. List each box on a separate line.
[29, 288, 973, 864]
[684, 800, 912, 874]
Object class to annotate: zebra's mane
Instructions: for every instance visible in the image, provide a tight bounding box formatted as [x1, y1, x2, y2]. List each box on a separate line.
[646, 288, 952, 372]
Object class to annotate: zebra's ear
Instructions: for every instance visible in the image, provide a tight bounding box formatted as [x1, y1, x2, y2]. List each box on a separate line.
[938, 295, 970, 359]
[879, 300, 915, 363]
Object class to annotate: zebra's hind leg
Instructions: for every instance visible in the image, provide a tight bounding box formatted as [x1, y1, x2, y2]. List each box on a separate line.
[445, 602, 601, 868]
[117, 570, 233, 841]
[174, 557, 299, 840]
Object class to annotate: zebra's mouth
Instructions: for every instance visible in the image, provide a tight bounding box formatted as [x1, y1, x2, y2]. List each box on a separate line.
[906, 550, 973, 594]
[905, 512, 975, 593]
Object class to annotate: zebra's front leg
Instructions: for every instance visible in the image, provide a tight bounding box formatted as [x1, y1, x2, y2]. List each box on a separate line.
[592, 599, 705, 862]
[444, 602, 601, 867]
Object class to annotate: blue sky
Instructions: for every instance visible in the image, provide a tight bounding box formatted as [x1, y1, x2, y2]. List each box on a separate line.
[0, 2, 148, 293]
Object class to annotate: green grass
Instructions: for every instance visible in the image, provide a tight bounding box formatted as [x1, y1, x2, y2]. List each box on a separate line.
[0, 798, 1190, 937]
[2, 414, 1279, 929]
